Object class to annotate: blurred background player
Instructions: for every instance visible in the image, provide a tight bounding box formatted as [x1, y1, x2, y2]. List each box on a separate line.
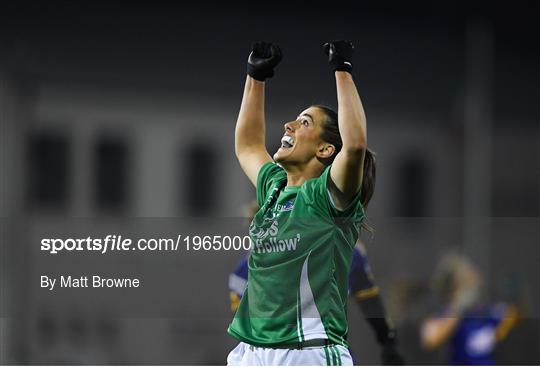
[229, 201, 405, 365]
[420, 253, 518, 365]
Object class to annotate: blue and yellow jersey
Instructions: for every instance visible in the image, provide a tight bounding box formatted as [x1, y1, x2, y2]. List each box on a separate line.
[348, 243, 380, 301]
[228, 243, 379, 312]
[228, 256, 249, 312]
[446, 303, 518, 365]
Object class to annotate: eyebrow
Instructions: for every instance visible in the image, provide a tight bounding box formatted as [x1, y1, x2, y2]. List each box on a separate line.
[297, 113, 314, 122]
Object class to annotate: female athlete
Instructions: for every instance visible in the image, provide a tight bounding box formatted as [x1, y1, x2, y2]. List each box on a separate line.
[227, 41, 375, 366]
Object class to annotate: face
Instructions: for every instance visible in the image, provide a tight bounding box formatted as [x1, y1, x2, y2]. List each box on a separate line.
[273, 106, 335, 166]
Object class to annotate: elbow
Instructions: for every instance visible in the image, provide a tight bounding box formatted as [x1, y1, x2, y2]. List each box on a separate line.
[342, 133, 367, 154]
[420, 330, 441, 351]
[235, 146, 249, 162]
[235, 143, 264, 161]
[234, 144, 242, 159]
[235, 138, 251, 159]
[420, 318, 455, 351]
[342, 142, 367, 157]
[422, 339, 440, 351]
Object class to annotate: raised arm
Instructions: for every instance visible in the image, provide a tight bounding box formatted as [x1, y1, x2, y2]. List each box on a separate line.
[422, 263, 481, 350]
[235, 42, 282, 186]
[325, 41, 368, 209]
[235, 76, 271, 185]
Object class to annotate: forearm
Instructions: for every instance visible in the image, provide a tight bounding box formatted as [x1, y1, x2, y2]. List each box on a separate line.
[358, 296, 395, 345]
[421, 316, 460, 350]
[235, 76, 266, 156]
[335, 71, 367, 152]
[421, 286, 473, 350]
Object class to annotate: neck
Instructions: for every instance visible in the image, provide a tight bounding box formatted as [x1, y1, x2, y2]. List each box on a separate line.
[283, 161, 325, 187]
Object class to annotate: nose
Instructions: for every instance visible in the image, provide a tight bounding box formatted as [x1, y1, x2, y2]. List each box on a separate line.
[284, 120, 297, 133]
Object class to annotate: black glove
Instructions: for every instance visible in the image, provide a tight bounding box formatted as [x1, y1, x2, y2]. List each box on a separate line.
[323, 40, 354, 74]
[247, 41, 282, 81]
[380, 331, 405, 365]
[381, 342, 406, 365]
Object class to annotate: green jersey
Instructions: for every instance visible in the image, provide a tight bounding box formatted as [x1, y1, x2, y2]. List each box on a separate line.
[228, 162, 365, 347]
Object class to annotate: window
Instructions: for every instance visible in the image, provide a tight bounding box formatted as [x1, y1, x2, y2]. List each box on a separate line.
[184, 143, 216, 215]
[396, 153, 431, 217]
[93, 136, 130, 211]
[27, 132, 70, 208]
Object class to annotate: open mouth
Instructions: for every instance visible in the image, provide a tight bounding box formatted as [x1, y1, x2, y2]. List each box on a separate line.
[281, 135, 295, 149]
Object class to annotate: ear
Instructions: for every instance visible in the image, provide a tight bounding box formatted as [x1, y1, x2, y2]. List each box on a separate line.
[317, 143, 335, 159]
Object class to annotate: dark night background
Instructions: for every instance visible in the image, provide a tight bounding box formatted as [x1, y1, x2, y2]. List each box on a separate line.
[1, 0, 539, 364]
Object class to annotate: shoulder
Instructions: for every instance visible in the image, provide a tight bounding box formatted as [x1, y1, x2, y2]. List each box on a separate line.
[301, 165, 365, 220]
[256, 162, 286, 206]
[260, 161, 284, 175]
[257, 162, 286, 187]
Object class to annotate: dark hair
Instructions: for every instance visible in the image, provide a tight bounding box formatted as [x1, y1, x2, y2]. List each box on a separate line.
[360, 148, 376, 209]
[312, 104, 376, 209]
[314, 105, 342, 163]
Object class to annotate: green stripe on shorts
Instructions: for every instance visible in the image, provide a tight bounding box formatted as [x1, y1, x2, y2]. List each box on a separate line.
[324, 346, 331, 366]
[334, 345, 342, 365]
[331, 345, 338, 366]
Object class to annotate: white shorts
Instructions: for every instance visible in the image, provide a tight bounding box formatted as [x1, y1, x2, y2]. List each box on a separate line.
[227, 342, 354, 366]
